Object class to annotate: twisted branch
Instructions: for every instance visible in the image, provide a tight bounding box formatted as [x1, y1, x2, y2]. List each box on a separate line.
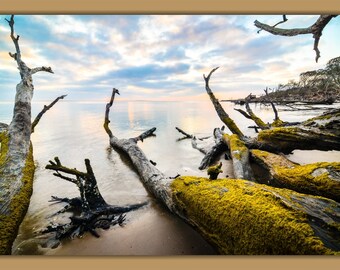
[254, 15, 337, 62]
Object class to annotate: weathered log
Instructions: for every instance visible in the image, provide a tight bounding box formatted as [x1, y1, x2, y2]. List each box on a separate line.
[251, 149, 340, 202]
[103, 88, 340, 254]
[223, 134, 254, 181]
[104, 88, 176, 212]
[0, 15, 54, 254]
[171, 176, 340, 254]
[254, 126, 340, 154]
[43, 157, 147, 242]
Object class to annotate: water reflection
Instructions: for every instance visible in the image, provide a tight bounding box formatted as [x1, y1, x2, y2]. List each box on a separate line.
[8, 100, 340, 255]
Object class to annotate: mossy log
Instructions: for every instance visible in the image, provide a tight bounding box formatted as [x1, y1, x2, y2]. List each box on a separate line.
[103, 88, 340, 254]
[171, 176, 340, 254]
[251, 149, 340, 202]
[255, 126, 340, 154]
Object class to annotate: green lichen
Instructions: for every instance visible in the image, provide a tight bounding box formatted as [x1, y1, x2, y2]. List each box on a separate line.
[0, 132, 35, 255]
[171, 176, 338, 255]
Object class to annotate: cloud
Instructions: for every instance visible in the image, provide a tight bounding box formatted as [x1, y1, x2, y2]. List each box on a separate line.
[0, 15, 339, 102]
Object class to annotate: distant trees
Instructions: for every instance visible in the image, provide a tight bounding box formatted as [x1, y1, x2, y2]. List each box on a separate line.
[265, 56, 340, 102]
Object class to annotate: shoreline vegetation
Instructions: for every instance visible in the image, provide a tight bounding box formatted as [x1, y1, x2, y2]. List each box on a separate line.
[1, 15, 340, 255]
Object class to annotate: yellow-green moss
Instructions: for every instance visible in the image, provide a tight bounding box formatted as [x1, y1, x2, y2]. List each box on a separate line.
[222, 117, 244, 138]
[248, 112, 267, 128]
[273, 162, 340, 202]
[303, 110, 340, 125]
[171, 176, 338, 255]
[225, 134, 248, 160]
[271, 118, 285, 127]
[0, 132, 9, 166]
[207, 162, 223, 180]
[251, 149, 340, 202]
[251, 149, 296, 168]
[257, 127, 303, 150]
[0, 133, 35, 255]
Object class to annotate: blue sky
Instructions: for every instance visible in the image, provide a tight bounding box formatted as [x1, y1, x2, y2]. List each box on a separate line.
[0, 15, 339, 101]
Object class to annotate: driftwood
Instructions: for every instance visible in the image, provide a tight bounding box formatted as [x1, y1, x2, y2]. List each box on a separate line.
[101, 87, 340, 254]
[0, 15, 55, 255]
[42, 157, 147, 242]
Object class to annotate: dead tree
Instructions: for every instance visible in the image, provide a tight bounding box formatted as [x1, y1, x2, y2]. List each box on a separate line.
[205, 68, 340, 154]
[42, 157, 147, 241]
[254, 15, 337, 62]
[0, 15, 55, 255]
[102, 87, 340, 255]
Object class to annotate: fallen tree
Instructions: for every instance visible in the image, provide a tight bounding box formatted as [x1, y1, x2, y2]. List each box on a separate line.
[102, 87, 340, 254]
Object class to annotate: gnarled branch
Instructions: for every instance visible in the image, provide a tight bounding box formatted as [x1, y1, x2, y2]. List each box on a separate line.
[254, 15, 337, 62]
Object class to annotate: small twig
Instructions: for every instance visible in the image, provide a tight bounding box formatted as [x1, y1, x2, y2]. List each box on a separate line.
[175, 127, 193, 139]
[257, 15, 288, 33]
[133, 127, 156, 142]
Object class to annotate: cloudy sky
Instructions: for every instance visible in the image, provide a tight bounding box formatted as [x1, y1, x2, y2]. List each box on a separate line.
[0, 15, 339, 102]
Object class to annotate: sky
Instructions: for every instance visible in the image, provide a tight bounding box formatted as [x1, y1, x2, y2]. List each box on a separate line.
[0, 15, 339, 102]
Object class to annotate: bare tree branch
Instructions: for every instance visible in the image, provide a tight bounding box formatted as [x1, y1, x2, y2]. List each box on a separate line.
[30, 66, 54, 75]
[244, 94, 269, 130]
[203, 68, 244, 138]
[132, 127, 156, 143]
[263, 88, 279, 122]
[104, 88, 120, 139]
[257, 15, 288, 33]
[234, 108, 252, 119]
[31, 94, 67, 133]
[254, 15, 337, 62]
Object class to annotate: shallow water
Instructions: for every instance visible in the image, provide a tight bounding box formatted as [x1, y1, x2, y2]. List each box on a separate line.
[1, 100, 338, 255]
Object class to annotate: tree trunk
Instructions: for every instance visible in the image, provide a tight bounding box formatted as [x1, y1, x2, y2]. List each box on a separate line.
[0, 15, 54, 254]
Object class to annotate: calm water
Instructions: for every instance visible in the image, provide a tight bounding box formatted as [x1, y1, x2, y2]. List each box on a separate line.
[1, 100, 339, 255]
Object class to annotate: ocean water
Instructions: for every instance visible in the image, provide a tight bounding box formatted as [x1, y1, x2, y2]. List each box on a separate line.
[1, 100, 339, 255]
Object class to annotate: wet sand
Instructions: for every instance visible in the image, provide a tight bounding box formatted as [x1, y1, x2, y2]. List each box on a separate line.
[44, 204, 217, 256]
